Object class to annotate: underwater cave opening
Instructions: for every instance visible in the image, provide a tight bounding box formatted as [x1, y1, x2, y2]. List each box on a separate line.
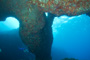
[50, 13, 90, 60]
[0, 17, 20, 32]
[0, 13, 90, 60]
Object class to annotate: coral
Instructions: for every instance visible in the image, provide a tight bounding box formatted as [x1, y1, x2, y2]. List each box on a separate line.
[29, 0, 90, 16]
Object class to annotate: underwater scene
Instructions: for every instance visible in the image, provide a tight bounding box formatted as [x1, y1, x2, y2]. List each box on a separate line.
[1, 0, 90, 60]
[0, 14, 90, 60]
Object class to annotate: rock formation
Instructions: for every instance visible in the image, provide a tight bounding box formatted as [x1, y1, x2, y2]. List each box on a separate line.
[0, 0, 90, 60]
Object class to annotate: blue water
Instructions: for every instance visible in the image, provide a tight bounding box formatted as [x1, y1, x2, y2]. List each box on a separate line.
[52, 14, 90, 60]
[0, 14, 90, 60]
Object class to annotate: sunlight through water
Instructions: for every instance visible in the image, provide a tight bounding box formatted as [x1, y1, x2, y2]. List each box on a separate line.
[51, 14, 90, 60]
[0, 17, 19, 32]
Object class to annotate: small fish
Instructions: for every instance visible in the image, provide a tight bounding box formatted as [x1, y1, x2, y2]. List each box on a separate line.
[18, 47, 29, 53]
[19, 47, 25, 50]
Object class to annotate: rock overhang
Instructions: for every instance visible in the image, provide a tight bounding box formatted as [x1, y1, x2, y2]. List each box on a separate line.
[28, 0, 90, 16]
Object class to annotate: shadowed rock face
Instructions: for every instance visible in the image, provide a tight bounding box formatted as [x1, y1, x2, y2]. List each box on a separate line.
[86, 12, 90, 17]
[0, 0, 90, 60]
